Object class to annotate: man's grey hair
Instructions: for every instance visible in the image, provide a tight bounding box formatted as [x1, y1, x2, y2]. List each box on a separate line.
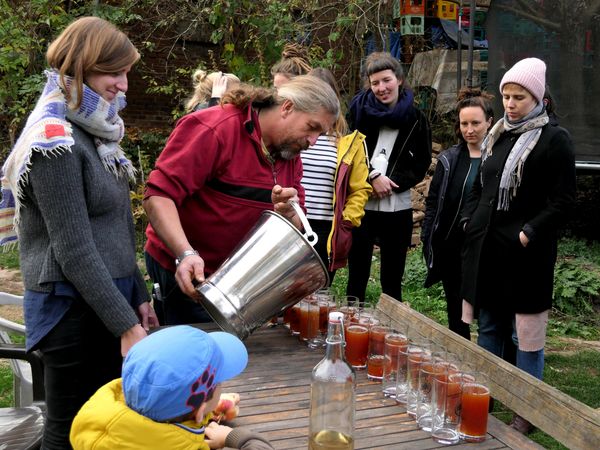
[276, 75, 340, 119]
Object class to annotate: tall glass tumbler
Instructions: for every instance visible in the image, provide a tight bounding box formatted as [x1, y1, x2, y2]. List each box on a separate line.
[367, 325, 392, 380]
[394, 339, 411, 405]
[416, 354, 446, 431]
[344, 323, 369, 369]
[458, 373, 490, 443]
[307, 298, 325, 349]
[431, 369, 463, 445]
[382, 332, 409, 397]
[406, 340, 432, 418]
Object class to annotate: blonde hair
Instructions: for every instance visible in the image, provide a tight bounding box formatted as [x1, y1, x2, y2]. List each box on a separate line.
[270, 43, 312, 79]
[185, 69, 240, 112]
[46, 16, 139, 109]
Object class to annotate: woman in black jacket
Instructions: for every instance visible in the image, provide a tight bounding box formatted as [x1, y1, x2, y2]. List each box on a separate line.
[422, 89, 494, 340]
[460, 58, 576, 433]
[346, 52, 431, 303]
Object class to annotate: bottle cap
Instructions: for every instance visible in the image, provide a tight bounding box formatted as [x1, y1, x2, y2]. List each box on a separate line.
[329, 311, 344, 323]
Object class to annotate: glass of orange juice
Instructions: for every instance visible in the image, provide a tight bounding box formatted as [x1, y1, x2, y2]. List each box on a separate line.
[458, 373, 490, 442]
[366, 325, 392, 380]
[344, 323, 369, 368]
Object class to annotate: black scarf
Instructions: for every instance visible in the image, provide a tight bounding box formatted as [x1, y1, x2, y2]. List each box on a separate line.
[349, 88, 416, 130]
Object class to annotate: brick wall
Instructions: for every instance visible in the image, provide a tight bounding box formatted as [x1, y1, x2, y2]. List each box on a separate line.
[121, 35, 218, 130]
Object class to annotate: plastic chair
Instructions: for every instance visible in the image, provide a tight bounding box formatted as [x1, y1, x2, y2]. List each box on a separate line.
[0, 292, 45, 450]
[0, 292, 34, 406]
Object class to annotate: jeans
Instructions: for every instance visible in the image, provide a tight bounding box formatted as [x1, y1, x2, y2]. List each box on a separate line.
[347, 209, 413, 303]
[39, 299, 122, 450]
[145, 252, 213, 325]
[477, 308, 543, 379]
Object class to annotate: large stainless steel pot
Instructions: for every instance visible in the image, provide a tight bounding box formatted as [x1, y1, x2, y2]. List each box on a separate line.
[196, 201, 328, 339]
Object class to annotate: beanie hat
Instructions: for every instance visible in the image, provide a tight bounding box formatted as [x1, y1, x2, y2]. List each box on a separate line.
[122, 325, 248, 422]
[500, 57, 546, 103]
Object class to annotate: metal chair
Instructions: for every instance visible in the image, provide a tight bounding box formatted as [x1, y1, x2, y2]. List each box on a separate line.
[0, 292, 45, 450]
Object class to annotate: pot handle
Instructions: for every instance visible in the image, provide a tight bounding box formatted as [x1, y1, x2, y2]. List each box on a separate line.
[289, 200, 318, 246]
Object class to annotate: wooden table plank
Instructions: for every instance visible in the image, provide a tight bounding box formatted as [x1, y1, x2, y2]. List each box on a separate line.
[220, 323, 539, 449]
[377, 294, 600, 450]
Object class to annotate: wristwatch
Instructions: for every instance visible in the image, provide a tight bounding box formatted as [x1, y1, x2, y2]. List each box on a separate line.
[175, 249, 199, 266]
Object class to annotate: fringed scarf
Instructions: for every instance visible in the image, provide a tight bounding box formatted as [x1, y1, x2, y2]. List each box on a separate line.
[0, 70, 135, 247]
[481, 103, 549, 211]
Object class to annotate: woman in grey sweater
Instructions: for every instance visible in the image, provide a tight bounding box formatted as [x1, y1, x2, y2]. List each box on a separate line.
[0, 17, 158, 449]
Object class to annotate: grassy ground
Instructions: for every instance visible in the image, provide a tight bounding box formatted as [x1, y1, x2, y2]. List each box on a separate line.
[328, 243, 600, 450]
[1, 241, 599, 448]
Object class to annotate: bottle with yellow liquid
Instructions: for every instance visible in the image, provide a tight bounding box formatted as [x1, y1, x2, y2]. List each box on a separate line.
[308, 311, 355, 450]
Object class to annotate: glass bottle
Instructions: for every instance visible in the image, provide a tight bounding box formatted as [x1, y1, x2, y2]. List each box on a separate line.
[308, 311, 356, 450]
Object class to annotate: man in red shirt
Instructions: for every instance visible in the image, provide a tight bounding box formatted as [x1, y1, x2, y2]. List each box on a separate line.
[143, 76, 339, 325]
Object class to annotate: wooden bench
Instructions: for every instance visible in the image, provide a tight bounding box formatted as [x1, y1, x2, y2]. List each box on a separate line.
[375, 293, 600, 450]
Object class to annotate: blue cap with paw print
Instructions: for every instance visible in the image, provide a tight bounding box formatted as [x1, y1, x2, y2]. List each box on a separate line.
[122, 325, 248, 422]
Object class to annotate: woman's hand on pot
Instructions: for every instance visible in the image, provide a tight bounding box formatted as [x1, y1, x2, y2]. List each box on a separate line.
[120, 324, 147, 357]
[175, 253, 205, 299]
[137, 301, 159, 330]
[372, 176, 398, 199]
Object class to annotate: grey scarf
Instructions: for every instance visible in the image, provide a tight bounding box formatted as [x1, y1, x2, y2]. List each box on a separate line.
[481, 103, 549, 210]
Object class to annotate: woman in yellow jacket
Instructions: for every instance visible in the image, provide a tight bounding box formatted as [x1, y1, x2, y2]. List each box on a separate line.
[301, 68, 372, 283]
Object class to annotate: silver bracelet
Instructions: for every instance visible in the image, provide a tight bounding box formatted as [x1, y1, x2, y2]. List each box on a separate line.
[175, 249, 199, 266]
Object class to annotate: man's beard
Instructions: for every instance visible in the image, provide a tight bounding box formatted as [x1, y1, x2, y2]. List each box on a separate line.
[270, 143, 302, 161]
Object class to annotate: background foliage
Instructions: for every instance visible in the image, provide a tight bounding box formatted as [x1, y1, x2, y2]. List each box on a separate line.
[0, 0, 399, 159]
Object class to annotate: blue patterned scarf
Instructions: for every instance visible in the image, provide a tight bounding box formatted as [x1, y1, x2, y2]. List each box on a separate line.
[0, 70, 135, 246]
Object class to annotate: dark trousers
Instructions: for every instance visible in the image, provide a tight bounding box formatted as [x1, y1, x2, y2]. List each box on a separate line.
[38, 300, 122, 450]
[347, 209, 413, 303]
[145, 252, 212, 325]
[308, 218, 337, 285]
[441, 274, 472, 340]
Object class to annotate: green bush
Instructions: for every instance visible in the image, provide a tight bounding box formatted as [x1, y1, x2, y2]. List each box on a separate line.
[553, 237, 600, 317]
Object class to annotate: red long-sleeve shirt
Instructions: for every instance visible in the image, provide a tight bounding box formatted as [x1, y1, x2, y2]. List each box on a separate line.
[144, 104, 304, 275]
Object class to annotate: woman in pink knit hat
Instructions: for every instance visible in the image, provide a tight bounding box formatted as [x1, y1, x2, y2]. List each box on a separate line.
[459, 57, 576, 433]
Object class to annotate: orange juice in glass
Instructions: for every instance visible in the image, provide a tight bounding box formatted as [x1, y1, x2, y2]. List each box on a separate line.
[299, 300, 311, 341]
[458, 382, 490, 442]
[367, 325, 391, 380]
[288, 303, 301, 335]
[345, 324, 369, 369]
[318, 301, 330, 334]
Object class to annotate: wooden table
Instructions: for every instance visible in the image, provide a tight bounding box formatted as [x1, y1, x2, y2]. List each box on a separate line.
[221, 324, 543, 450]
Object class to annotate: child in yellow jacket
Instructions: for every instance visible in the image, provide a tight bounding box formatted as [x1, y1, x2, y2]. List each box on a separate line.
[70, 325, 273, 450]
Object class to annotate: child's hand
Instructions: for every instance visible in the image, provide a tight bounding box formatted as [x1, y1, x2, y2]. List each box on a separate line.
[205, 421, 232, 449]
[212, 392, 240, 423]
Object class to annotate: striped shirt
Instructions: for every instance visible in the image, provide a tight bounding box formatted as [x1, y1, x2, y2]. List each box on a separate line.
[300, 134, 338, 220]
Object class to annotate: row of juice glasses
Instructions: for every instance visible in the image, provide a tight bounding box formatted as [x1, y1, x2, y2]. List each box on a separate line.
[282, 291, 358, 348]
[388, 329, 491, 444]
[285, 297, 491, 444]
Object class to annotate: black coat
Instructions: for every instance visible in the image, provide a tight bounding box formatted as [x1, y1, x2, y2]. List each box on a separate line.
[422, 143, 477, 287]
[353, 107, 432, 194]
[460, 123, 576, 314]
